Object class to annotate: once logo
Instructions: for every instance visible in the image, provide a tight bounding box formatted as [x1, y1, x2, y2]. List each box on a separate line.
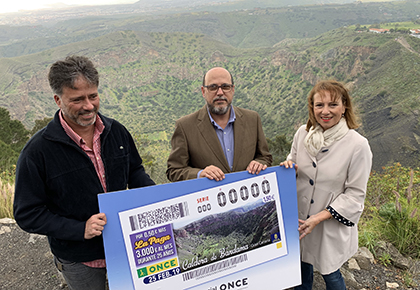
[219, 278, 248, 289]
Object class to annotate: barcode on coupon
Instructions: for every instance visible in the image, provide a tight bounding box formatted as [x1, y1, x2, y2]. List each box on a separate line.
[182, 254, 248, 281]
[129, 202, 189, 232]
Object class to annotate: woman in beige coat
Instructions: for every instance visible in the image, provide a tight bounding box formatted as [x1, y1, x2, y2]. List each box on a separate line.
[281, 80, 372, 290]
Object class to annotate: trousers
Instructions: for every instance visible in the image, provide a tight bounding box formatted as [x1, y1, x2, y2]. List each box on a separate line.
[54, 256, 108, 290]
[294, 261, 346, 290]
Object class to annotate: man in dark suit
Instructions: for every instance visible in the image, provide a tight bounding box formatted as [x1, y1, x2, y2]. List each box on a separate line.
[167, 67, 272, 182]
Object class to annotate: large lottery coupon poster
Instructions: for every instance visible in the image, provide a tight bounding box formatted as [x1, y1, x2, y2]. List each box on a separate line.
[98, 166, 301, 290]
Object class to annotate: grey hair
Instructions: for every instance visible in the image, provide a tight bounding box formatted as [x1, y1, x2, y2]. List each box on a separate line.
[48, 55, 99, 96]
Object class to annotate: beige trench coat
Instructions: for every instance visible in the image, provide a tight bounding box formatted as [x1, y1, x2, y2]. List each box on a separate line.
[287, 125, 372, 274]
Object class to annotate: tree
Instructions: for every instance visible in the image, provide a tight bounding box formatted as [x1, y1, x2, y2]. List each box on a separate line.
[0, 107, 30, 174]
[266, 135, 292, 166]
[0, 107, 30, 153]
[0, 139, 19, 175]
[30, 117, 53, 137]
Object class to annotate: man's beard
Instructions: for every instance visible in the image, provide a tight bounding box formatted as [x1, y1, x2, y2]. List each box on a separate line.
[207, 96, 230, 115]
[63, 107, 98, 127]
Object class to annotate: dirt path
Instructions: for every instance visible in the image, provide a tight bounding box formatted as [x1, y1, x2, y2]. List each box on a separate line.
[395, 36, 420, 56]
[0, 218, 67, 290]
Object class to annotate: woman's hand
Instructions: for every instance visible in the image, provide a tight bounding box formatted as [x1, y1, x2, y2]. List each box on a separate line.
[279, 160, 298, 171]
[298, 218, 319, 240]
[298, 209, 332, 240]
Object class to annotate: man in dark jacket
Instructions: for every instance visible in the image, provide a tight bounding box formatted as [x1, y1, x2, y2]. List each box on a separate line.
[13, 55, 155, 290]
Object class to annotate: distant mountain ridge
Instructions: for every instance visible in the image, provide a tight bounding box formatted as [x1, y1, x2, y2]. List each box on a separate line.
[0, 1, 419, 58]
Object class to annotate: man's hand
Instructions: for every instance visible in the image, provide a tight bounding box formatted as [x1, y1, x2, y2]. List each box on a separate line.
[246, 160, 267, 175]
[84, 213, 107, 240]
[200, 165, 225, 181]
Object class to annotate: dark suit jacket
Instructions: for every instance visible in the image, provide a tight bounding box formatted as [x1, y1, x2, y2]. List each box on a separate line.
[166, 105, 272, 182]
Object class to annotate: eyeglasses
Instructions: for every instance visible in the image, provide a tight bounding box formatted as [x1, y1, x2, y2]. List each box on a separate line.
[203, 83, 233, 93]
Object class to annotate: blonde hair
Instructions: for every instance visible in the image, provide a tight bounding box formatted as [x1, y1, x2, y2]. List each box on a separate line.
[306, 80, 359, 131]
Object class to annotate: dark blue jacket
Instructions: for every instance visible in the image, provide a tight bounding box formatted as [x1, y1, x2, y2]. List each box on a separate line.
[14, 111, 155, 262]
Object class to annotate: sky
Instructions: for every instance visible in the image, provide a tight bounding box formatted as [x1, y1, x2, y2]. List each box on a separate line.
[0, 0, 138, 14]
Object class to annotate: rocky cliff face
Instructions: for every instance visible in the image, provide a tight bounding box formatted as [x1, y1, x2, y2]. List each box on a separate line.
[270, 33, 420, 171]
[272, 45, 375, 86]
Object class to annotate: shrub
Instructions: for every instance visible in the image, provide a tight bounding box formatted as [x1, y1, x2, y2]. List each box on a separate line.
[360, 164, 420, 259]
[0, 177, 14, 219]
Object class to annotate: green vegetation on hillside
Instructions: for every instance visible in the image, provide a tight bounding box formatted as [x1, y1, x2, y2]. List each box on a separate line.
[2, 24, 420, 173]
